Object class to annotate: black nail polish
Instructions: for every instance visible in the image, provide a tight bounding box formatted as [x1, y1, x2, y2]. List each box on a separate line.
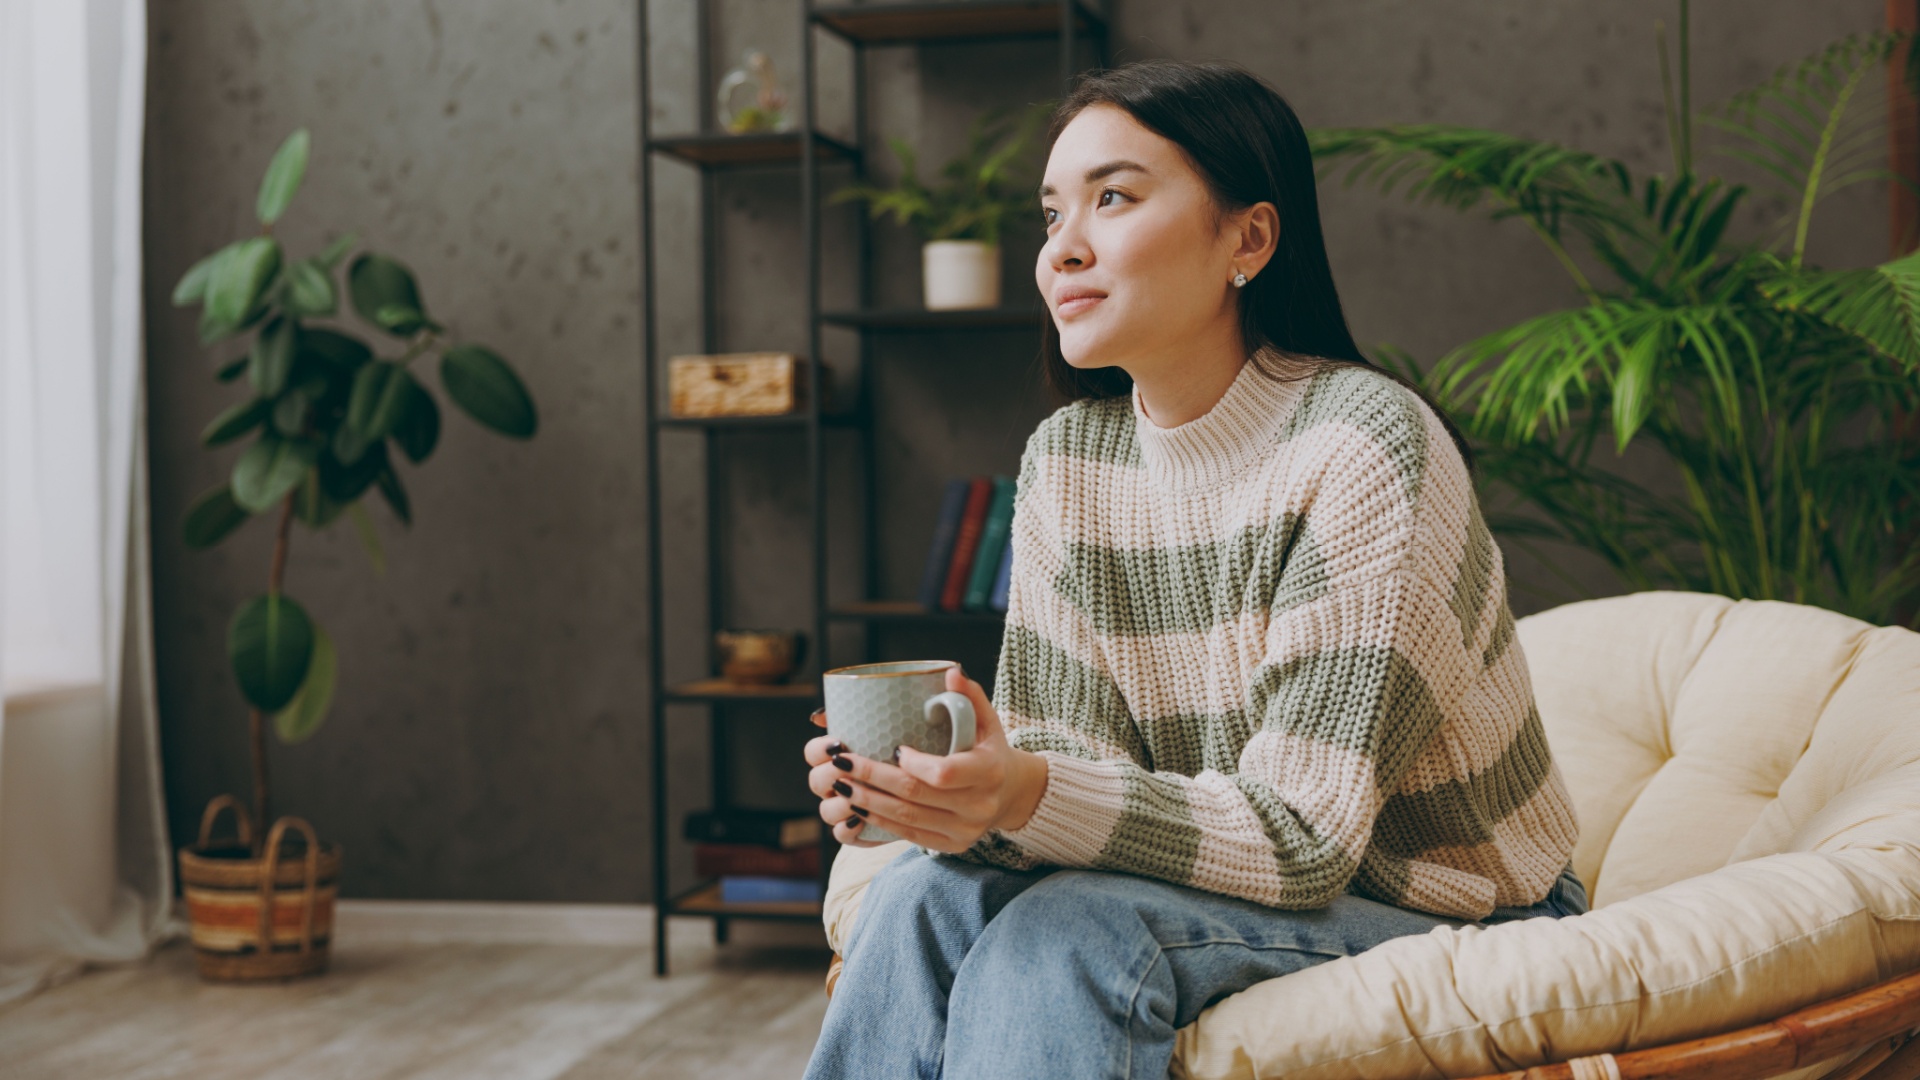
[850, 804, 869, 816]
[833, 780, 852, 797]
[825, 740, 845, 755]
[848, 814, 865, 827]
[890, 747, 900, 765]
[832, 755, 853, 772]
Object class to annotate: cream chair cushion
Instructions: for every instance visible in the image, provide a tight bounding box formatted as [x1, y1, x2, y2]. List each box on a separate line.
[821, 592, 1920, 1079]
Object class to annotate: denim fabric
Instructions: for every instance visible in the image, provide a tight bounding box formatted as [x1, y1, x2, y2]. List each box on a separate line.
[805, 848, 1587, 1080]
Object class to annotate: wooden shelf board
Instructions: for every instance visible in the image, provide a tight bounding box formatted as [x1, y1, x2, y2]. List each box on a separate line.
[658, 412, 858, 429]
[668, 881, 823, 918]
[666, 678, 820, 701]
[818, 306, 1046, 331]
[829, 601, 1006, 623]
[813, 1, 1103, 44]
[648, 131, 858, 168]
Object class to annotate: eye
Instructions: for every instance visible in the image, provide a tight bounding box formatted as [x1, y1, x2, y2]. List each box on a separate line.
[1042, 206, 1059, 226]
[1098, 188, 1128, 208]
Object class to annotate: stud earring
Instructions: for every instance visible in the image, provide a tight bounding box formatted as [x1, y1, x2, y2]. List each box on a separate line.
[1232, 272, 1248, 288]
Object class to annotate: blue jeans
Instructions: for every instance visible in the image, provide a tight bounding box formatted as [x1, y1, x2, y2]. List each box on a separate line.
[805, 847, 1588, 1080]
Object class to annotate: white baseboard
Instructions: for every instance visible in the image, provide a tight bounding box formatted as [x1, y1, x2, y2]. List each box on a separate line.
[333, 900, 657, 947]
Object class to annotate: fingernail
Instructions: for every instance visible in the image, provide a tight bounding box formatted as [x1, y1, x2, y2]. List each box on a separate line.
[848, 814, 865, 827]
[825, 740, 845, 755]
[832, 780, 852, 797]
[832, 755, 853, 772]
[890, 747, 901, 765]
[850, 804, 869, 816]
[810, 708, 826, 722]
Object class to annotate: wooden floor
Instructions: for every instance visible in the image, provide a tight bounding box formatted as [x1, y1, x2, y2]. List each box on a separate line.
[0, 919, 834, 1079]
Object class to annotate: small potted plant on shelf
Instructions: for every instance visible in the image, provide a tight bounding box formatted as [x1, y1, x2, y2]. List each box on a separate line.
[833, 105, 1047, 310]
[168, 129, 539, 982]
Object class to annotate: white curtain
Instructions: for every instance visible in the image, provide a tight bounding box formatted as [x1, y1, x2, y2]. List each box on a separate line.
[0, 0, 179, 1004]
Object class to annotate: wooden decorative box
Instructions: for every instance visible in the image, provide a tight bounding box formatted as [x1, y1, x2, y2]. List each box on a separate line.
[669, 352, 824, 418]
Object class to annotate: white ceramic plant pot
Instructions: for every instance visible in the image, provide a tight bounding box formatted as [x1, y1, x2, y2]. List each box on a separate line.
[921, 240, 1001, 310]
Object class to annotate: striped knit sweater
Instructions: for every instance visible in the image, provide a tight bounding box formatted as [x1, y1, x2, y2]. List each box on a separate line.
[945, 350, 1579, 921]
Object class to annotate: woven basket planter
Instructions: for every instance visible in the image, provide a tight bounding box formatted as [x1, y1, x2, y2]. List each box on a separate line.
[176, 794, 341, 982]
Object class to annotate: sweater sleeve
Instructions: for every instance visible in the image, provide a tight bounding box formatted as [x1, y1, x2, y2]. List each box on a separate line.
[945, 395, 1479, 913]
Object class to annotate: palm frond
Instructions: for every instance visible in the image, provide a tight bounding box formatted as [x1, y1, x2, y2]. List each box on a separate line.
[1763, 247, 1920, 371]
[1702, 30, 1906, 264]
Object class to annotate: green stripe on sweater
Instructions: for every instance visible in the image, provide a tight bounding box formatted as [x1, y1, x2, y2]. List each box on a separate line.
[1276, 364, 1431, 501]
[1053, 516, 1321, 636]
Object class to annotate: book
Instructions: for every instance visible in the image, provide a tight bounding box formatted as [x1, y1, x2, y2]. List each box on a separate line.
[989, 532, 1013, 612]
[916, 479, 972, 610]
[682, 810, 819, 849]
[719, 875, 824, 904]
[964, 476, 1017, 610]
[695, 842, 822, 879]
[939, 477, 994, 611]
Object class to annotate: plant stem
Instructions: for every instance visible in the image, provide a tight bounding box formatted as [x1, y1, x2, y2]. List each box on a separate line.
[250, 491, 297, 852]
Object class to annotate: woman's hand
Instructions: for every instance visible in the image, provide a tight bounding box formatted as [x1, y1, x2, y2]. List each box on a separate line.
[803, 665, 1048, 853]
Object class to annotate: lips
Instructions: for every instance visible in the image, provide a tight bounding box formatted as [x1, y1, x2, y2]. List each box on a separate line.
[1054, 287, 1107, 318]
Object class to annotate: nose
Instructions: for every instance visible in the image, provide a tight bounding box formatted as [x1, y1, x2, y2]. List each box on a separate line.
[1040, 209, 1091, 274]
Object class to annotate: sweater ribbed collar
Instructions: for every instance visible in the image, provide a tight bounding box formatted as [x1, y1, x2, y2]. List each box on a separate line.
[1130, 348, 1310, 492]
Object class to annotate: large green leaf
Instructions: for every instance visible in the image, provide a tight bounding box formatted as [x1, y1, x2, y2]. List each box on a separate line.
[183, 485, 251, 548]
[299, 326, 373, 374]
[201, 398, 271, 446]
[339, 361, 415, 462]
[248, 316, 297, 397]
[172, 250, 221, 307]
[281, 258, 336, 317]
[256, 129, 311, 226]
[228, 593, 314, 713]
[232, 434, 319, 512]
[348, 254, 429, 336]
[441, 344, 537, 438]
[273, 622, 336, 744]
[393, 378, 440, 463]
[201, 238, 281, 344]
[271, 390, 310, 436]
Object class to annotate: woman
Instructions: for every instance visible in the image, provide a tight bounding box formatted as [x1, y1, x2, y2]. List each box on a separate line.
[801, 59, 1585, 1080]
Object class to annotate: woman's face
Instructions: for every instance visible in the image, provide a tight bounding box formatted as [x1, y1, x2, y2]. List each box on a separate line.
[1036, 104, 1256, 374]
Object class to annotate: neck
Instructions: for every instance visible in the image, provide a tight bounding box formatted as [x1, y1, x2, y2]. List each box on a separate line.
[1125, 317, 1247, 428]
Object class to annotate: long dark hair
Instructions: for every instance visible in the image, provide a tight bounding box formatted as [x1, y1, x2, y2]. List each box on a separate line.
[1037, 60, 1473, 470]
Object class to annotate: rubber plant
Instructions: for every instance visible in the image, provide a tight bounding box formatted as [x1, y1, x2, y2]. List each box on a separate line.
[1313, 4, 1920, 627]
[171, 129, 539, 850]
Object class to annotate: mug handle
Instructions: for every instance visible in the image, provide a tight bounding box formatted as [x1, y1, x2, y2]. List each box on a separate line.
[925, 691, 976, 754]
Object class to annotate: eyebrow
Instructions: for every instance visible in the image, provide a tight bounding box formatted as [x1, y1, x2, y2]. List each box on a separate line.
[1037, 159, 1151, 198]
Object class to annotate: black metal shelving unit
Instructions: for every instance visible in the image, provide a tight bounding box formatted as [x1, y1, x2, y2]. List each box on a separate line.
[640, 0, 1107, 977]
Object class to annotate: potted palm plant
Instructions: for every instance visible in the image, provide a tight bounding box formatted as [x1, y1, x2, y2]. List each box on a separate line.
[833, 105, 1047, 310]
[168, 129, 539, 981]
[1315, 8, 1920, 628]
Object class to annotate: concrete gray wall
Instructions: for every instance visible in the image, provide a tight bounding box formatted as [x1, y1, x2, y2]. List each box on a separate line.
[144, 0, 1886, 902]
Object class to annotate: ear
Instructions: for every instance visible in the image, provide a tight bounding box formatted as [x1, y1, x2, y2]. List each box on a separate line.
[1230, 201, 1280, 281]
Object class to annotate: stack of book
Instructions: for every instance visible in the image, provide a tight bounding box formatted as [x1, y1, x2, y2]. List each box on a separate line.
[684, 808, 824, 904]
[918, 475, 1016, 613]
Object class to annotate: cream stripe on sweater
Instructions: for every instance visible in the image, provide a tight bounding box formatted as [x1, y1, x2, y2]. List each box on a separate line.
[945, 349, 1580, 920]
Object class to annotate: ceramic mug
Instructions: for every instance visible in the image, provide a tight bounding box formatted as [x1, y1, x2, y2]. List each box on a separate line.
[822, 660, 976, 844]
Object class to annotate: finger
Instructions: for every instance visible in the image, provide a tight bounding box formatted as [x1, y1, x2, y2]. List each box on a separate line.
[944, 666, 1004, 743]
[892, 741, 995, 791]
[858, 808, 958, 853]
[833, 776, 968, 835]
[830, 749, 960, 804]
[810, 706, 827, 729]
[810, 759, 855, 799]
[804, 733, 845, 768]
[833, 814, 883, 846]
